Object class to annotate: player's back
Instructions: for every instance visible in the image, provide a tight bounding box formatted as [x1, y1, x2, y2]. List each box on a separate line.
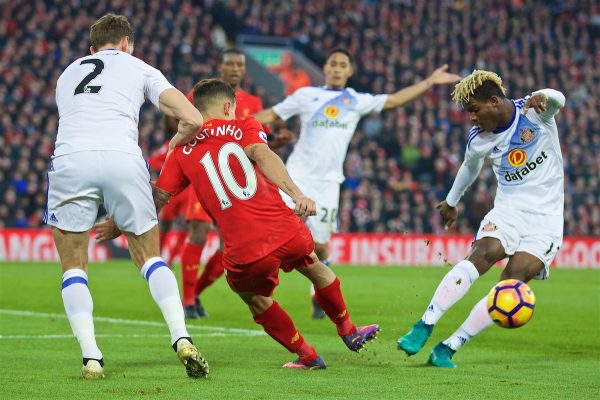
[54, 49, 171, 157]
[169, 117, 300, 265]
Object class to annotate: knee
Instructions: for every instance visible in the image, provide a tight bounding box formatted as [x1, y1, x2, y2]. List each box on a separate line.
[467, 243, 504, 275]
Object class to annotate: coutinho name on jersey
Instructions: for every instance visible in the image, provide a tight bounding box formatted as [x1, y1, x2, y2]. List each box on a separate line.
[184, 124, 243, 155]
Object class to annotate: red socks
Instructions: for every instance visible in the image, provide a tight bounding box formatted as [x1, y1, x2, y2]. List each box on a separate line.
[314, 278, 356, 336]
[253, 301, 316, 363]
[180, 242, 203, 306]
[195, 250, 224, 297]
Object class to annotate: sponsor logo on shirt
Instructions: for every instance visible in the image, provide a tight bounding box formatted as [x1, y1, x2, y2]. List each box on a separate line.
[507, 148, 527, 167]
[324, 105, 339, 118]
[310, 119, 348, 129]
[504, 151, 548, 182]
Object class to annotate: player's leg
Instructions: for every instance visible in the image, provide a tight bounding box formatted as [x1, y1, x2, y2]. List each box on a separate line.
[180, 219, 209, 318]
[305, 182, 339, 319]
[428, 210, 561, 368]
[237, 291, 326, 370]
[53, 228, 105, 379]
[225, 249, 326, 370]
[46, 152, 105, 379]
[398, 237, 506, 356]
[429, 253, 545, 368]
[102, 152, 208, 378]
[295, 252, 380, 352]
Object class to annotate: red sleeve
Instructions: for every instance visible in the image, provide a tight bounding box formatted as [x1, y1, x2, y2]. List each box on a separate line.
[147, 142, 169, 171]
[241, 117, 269, 148]
[156, 152, 190, 196]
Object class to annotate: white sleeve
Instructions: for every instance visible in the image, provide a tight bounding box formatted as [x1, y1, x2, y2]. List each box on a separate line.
[143, 64, 174, 109]
[272, 89, 304, 121]
[531, 88, 565, 121]
[355, 92, 388, 116]
[445, 153, 485, 207]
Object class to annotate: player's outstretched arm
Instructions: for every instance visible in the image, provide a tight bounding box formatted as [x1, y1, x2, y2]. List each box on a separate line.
[382, 65, 461, 110]
[244, 143, 316, 217]
[254, 109, 282, 125]
[158, 88, 204, 147]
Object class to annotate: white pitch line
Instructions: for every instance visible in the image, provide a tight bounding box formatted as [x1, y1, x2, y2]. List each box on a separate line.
[0, 333, 234, 340]
[0, 309, 265, 336]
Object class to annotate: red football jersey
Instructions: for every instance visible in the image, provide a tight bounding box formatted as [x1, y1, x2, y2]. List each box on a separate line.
[156, 117, 301, 265]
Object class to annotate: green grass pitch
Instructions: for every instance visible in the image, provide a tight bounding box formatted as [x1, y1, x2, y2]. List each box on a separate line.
[1, 262, 598, 399]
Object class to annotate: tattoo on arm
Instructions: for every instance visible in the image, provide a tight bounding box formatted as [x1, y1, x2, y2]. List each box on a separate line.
[282, 180, 294, 194]
[248, 144, 259, 160]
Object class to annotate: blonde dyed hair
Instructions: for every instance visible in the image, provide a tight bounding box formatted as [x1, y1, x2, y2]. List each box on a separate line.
[451, 70, 506, 104]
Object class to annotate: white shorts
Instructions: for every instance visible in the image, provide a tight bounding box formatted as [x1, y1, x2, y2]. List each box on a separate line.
[280, 178, 340, 244]
[45, 151, 157, 235]
[475, 206, 563, 279]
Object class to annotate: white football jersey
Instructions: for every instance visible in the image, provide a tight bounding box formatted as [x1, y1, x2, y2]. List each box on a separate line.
[54, 49, 173, 157]
[463, 89, 565, 216]
[272, 86, 388, 183]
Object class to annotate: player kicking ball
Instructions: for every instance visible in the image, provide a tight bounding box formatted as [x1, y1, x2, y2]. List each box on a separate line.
[397, 70, 565, 368]
[98, 79, 380, 370]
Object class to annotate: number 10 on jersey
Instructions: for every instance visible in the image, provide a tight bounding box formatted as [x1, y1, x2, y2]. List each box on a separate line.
[200, 143, 258, 209]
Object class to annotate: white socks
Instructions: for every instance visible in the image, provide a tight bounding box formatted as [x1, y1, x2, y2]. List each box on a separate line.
[422, 260, 480, 325]
[443, 296, 493, 351]
[61, 269, 103, 360]
[141, 257, 189, 345]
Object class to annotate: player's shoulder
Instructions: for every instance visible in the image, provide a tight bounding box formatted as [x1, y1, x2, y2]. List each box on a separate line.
[466, 126, 485, 149]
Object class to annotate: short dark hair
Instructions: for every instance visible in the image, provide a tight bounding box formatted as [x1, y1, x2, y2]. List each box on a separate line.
[192, 79, 236, 113]
[90, 13, 134, 51]
[325, 48, 353, 64]
[470, 80, 507, 102]
[221, 48, 244, 61]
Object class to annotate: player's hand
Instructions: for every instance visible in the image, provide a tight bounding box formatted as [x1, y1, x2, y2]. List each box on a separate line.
[428, 64, 461, 86]
[436, 200, 458, 230]
[270, 129, 294, 149]
[292, 194, 316, 217]
[523, 94, 547, 115]
[94, 216, 122, 242]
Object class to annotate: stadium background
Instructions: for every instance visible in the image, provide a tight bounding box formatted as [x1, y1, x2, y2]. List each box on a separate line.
[0, 0, 598, 266]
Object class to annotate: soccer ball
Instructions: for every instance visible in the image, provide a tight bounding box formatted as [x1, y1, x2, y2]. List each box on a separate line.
[487, 279, 536, 328]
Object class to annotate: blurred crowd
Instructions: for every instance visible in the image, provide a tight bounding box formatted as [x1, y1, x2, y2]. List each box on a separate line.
[2, 0, 599, 236]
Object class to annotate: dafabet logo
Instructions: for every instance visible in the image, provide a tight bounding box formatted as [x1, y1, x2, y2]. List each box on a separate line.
[508, 148, 527, 167]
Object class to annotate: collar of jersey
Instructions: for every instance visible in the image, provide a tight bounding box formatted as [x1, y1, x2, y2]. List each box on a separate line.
[492, 102, 517, 134]
[321, 85, 345, 92]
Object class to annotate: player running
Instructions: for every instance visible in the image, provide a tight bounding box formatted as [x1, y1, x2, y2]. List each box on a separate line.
[46, 14, 208, 379]
[156, 49, 292, 319]
[98, 79, 380, 370]
[397, 70, 565, 368]
[255, 48, 461, 318]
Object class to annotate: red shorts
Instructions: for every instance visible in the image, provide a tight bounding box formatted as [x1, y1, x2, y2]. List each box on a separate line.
[159, 187, 190, 221]
[224, 224, 315, 297]
[185, 189, 212, 222]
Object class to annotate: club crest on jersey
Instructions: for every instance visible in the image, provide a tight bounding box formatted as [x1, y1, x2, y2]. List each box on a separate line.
[507, 148, 527, 167]
[520, 128, 535, 144]
[482, 222, 497, 232]
[341, 97, 352, 106]
[324, 105, 339, 118]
